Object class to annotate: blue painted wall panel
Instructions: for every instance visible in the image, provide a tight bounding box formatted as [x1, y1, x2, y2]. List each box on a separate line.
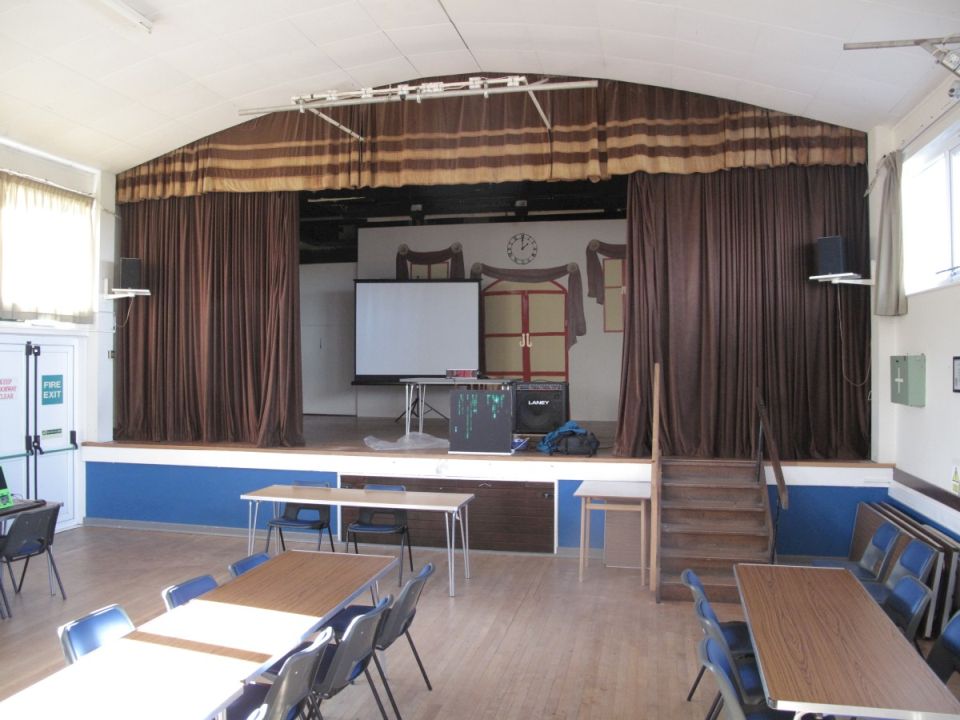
[557, 479, 604, 549]
[771, 485, 889, 557]
[86, 462, 339, 531]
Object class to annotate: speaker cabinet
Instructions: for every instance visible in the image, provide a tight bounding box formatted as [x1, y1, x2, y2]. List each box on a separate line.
[118, 257, 142, 289]
[514, 382, 569, 434]
[814, 235, 849, 277]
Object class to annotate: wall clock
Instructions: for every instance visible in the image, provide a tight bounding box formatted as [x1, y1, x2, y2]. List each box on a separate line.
[507, 232, 537, 265]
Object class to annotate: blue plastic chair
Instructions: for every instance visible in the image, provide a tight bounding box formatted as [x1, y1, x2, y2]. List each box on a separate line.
[862, 539, 936, 604]
[229, 552, 270, 577]
[695, 598, 764, 715]
[681, 569, 754, 703]
[161, 574, 218, 610]
[265, 482, 335, 554]
[811, 521, 899, 581]
[698, 637, 794, 720]
[324, 563, 436, 719]
[311, 596, 392, 719]
[882, 575, 932, 646]
[347, 484, 414, 585]
[58, 604, 134, 664]
[928, 609, 960, 682]
[225, 627, 333, 720]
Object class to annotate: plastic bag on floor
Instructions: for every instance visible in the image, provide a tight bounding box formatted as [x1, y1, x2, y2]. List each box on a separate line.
[363, 432, 449, 451]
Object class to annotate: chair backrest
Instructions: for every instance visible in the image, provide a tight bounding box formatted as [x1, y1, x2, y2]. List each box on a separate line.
[358, 484, 407, 525]
[161, 574, 218, 610]
[886, 539, 936, 589]
[377, 563, 434, 648]
[313, 596, 391, 697]
[0, 504, 60, 559]
[680, 568, 708, 604]
[928, 609, 960, 682]
[58, 604, 134, 664]
[229, 552, 270, 577]
[255, 627, 333, 720]
[694, 598, 752, 700]
[858, 522, 898, 576]
[697, 637, 748, 720]
[882, 575, 932, 641]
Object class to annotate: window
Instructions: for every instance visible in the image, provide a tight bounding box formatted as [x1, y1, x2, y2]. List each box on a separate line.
[0, 172, 95, 322]
[902, 125, 960, 295]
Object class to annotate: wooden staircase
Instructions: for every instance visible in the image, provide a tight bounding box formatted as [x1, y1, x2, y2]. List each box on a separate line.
[657, 457, 773, 602]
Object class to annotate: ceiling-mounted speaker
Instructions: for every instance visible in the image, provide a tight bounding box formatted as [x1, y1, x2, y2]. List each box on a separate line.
[118, 257, 142, 289]
[514, 382, 569, 434]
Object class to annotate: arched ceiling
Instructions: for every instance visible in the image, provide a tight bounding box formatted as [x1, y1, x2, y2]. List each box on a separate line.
[1, 0, 957, 174]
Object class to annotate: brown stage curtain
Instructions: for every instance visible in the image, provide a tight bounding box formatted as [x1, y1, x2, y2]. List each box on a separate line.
[115, 192, 304, 447]
[395, 242, 465, 279]
[117, 80, 866, 202]
[615, 166, 870, 460]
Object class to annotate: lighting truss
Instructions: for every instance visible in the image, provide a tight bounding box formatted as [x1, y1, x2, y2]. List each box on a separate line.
[843, 34, 960, 78]
[238, 76, 599, 142]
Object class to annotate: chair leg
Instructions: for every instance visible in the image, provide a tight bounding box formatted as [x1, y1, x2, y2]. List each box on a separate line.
[0, 575, 10, 619]
[705, 693, 722, 720]
[405, 630, 432, 690]
[4, 559, 16, 593]
[278, 528, 287, 552]
[326, 526, 336, 553]
[373, 651, 403, 720]
[45, 548, 66, 600]
[264, 526, 273, 554]
[686, 665, 705, 701]
[405, 528, 414, 571]
[363, 667, 390, 720]
[398, 532, 405, 585]
[15, 556, 31, 593]
[353, 534, 360, 554]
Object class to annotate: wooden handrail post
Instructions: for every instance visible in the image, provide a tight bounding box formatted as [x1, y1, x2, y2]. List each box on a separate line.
[650, 362, 662, 596]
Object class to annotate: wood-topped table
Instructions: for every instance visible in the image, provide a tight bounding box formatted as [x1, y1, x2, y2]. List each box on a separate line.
[735, 563, 960, 720]
[574, 480, 650, 582]
[241, 484, 474, 596]
[0, 551, 396, 719]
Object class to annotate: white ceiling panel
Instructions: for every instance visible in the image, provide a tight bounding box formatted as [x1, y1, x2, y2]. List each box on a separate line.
[0, 0, 954, 173]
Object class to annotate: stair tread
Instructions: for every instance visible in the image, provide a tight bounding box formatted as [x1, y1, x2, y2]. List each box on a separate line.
[661, 499, 765, 511]
[662, 522, 768, 536]
[663, 478, 761, 488]
[661, 547, 770, 562]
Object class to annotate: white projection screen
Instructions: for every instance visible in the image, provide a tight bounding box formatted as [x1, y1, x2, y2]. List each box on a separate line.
[354, 280, 480, 382]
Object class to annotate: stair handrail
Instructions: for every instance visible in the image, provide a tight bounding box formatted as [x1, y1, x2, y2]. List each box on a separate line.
[650, 362, 662, 597]
[755, 392, 787, 562]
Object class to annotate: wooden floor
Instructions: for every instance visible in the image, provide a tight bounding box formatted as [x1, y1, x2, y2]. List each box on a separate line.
[1, 526, 717, 719]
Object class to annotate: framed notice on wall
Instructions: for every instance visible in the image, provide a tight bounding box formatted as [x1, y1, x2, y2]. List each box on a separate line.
[954, 357, 960, 393]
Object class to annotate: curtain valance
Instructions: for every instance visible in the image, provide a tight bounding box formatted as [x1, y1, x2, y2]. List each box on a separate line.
[117, 80, 866, 203]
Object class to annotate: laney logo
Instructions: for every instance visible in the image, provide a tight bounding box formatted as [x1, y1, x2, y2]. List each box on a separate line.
[527, 400, 551, 406]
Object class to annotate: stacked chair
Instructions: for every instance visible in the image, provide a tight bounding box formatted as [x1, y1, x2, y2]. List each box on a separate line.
[927, 609, 960, 682]
[861, 538, 937, 605]
[810, 521, 898, 580]
[881, 575, 933, 647]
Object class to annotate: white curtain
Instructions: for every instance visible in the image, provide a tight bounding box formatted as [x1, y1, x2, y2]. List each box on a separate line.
[0, 172, 95, 322]
[874, 151, 907, 316]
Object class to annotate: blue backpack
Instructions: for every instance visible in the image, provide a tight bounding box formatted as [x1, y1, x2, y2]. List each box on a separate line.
[537, 421, 600, 456]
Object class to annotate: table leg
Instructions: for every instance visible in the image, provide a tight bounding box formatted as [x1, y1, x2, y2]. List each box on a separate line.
[247, 500, 260, 556]
[641, 500, 648, 586]
[584, 498, 592, 571]
[579, 496, 587, 582]
[444, 512, 455, 597]
[404, 384, 413, 436]
[418, 384, 426, 434]
[460, 504, 471, 579]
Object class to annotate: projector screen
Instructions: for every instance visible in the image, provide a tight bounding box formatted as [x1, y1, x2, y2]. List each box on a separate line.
[354, 280, 481, 382]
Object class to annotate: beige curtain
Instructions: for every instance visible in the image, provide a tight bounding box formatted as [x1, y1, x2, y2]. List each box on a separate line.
[0, 172, 95, 322]
[874, 151, 907, 316]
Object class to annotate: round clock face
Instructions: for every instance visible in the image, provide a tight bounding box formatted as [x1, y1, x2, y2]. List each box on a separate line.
[507, 233, 537, 265]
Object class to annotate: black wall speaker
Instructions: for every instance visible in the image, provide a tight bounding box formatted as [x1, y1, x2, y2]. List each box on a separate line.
[814, 235, 849, 277]
[118, 257, 142, 289]
[514, 382, 569, 434]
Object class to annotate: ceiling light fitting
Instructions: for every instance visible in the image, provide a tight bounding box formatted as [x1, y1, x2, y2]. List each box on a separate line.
[97, 0, 153, 33]
[843, 34, 960, 78]
[238, 76, 598, 140]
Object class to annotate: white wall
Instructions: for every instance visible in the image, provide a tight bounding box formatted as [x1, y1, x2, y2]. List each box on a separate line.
[355, 219, 626, 421]
[869, 74, 960, 528]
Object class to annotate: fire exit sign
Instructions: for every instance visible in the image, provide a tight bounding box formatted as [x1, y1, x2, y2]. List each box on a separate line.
[41, 374, 64, 405]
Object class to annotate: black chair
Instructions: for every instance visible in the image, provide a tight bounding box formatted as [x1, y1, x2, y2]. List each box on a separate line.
[265, 482, 335, 554]
[161, 574, 218, 610]
[226, 627, 334, 720]
[810, 521, 899, 581]
[927, 609, 960, 682]
[229, 552, 270, 577]
[0, 504, 65, 616]
[881, 575, 932, 647]
[862, 538, 936, 604]
[324, 563, 436, 720]
[681, 569, 754, 704]
[58, 604, 134, 664]
[346, 484, 413, 585]
[309, 596, 392, 720]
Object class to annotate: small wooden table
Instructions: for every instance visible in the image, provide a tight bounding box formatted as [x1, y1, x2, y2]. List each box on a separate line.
[736, 563, 960, 720]
[574, 480, 650, 583]
[242, 485, 474, 596]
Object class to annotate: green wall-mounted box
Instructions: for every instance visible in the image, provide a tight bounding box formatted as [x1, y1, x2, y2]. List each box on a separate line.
[890, 354, 925, 407]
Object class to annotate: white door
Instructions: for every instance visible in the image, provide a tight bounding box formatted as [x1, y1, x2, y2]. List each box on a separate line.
[0, 340, 29, 499]
[301, 263, 358, 415]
